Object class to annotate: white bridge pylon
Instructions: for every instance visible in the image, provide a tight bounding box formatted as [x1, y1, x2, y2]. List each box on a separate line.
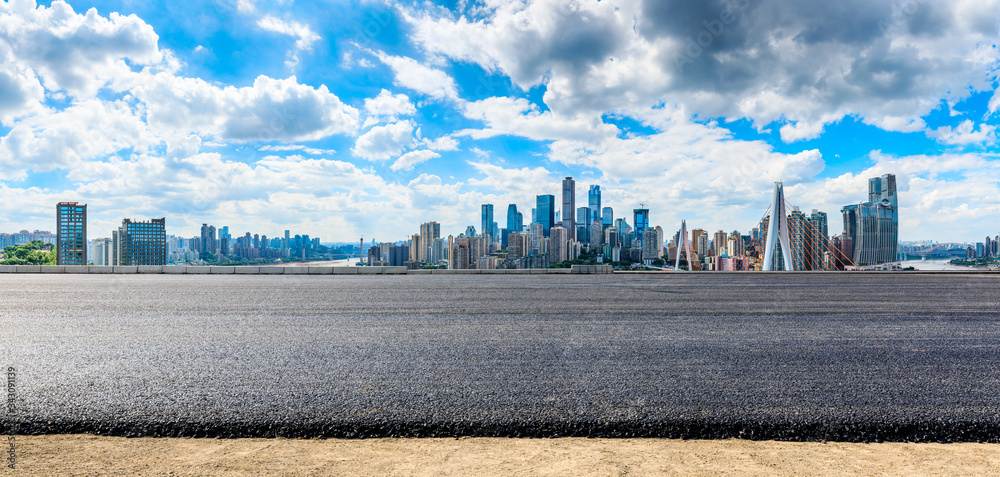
[762, 181, 795, 271]
[674, 219, 695, 271]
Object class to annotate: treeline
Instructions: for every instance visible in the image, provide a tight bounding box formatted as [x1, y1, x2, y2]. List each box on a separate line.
[1, 240, 57, 265]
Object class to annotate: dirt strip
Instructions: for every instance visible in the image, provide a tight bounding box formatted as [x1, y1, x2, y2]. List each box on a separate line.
[4, 435, 999, 476]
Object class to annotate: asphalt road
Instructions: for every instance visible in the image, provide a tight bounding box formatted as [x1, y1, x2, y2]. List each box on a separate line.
[2, 273, 1000, 442]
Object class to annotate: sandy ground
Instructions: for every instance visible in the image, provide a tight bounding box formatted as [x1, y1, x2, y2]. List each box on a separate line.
[5, 436, 1000, 476]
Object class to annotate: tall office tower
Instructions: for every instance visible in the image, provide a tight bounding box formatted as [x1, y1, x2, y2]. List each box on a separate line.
[604, 226, 619, 249]
[576, 206, 590, 243]
[91, 237, 111, 266]
[220, 226, 230, 241]
[465, 225, 477, 237]
[633, 208, 649, 244]
[711, 230, 726, 256]
[115, 218, 166, 265]
[411, 233, 422, 262]
[697, 234, 710, 258]
[691, 229, 707, 255]
[284, 230, 290, 252]
[562, 177, 576, 240]
[841, 173, 898, 266]
[506, 204, 524, 233]
[642, 228, 660, 261]
[56, 202, 87, 265]
[590, 219, 603, 251]
[420, 221, 441, 260]
[550, 226, 569, 263]
[536, 195, 555, 237]
[602, 207, 613, 229]
[808, 210, 829, 270]
[588, 185, 601, 224]
[430, 238, 448, 264]
[481, 204, 495, 243]
[655, 225, 665, 258]
[199, 224, 217, 255]
[530, 222, 545, 254]
[788, 208, 808, 270]
[508, 232, 529, 260]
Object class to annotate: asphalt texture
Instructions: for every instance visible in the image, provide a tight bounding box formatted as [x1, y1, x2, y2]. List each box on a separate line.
[2, 273, 1000, 442]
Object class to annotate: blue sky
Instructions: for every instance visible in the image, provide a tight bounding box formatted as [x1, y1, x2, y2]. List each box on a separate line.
[0, 0, 998, 242]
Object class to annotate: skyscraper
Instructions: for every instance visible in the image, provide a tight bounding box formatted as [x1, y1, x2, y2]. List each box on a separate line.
[536, 195, 555, 237]
[588, 185, 601, 225]
[602, 207, 613, 229]
[562, 177, 576, 241]
[56, 202, 87, 265]
[841, 174, 898, 266]
[506, 204, 523, 233]
[114, 218, 166, 265]
[633, 208, 649, 244]
[576, 206, 590, 244]
[200, 224, 217, 255]
[420, 221, 441, 261]
[481, 204, 495, 242]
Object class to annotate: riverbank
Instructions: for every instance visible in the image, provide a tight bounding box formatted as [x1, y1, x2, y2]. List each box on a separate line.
[8, 435, 1000, 476]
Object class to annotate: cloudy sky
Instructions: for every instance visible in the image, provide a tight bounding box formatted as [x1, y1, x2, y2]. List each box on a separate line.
[0, 0, 998, 243]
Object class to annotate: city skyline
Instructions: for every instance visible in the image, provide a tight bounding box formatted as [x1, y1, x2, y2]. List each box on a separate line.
[0, 1, 997, 242]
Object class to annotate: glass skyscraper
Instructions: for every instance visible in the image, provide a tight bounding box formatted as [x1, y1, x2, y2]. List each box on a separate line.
[506, 204, 523, 233]
[588, 185, 601, 224]
[56, 202, 87, 265]
[841, 174, 898, 266]
[562, 177, 576, 241]
[536, 195, 555, 237]
[481, 204, 494, 241]
[602, 207, 613, 228]
[114, 218, 167, 265]
[633, 208, 649, 244]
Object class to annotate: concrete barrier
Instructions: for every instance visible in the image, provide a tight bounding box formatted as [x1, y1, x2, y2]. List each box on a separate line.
[385, 266, 408, 275]
[163, 266, 187, 274]
[333, 267, 358, 275]
[113, 266, 138, 274]
[137, 266, 163, 274]
[481, 269, 505, 274]
[63, 266, 89, 274]
[0, 265, 16, 273]
[235, 267, 260, 274]
[308, 267, 333, 275]
[358, 267, 385, 274]
[88, 266, 114, 274]
[283, 267, 309, 274]
[505, 269, 531, 274]
[258, 267, 284, 274]
[186, 266, 211, 274]
[40, 266, 65, 273]
[0, 264, 614, 275]
[407, 269, 432, 274]
[209, 267, 235, 274]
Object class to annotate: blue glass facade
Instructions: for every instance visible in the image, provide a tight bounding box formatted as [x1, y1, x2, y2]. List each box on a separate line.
[536, 195, 555, 237]
[633, 209, 649, 244]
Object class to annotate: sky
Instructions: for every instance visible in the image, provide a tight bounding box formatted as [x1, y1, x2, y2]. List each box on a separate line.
[0, 0, 997, 243]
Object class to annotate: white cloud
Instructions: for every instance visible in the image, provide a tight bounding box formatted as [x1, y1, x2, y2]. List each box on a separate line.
[0, 0, 165, 98]
[404, 0, 1000, 141]
[928, 120, 997, 146]
[259, 144, 337, 155]
[458, 96, 618, 142]
[133, 74, 359, 142]
[374, 52, 459, 101]
[363, 89, 416, 127]
[257, 15, 321, 70]
[390, 150, 439, 171]
[423, 135, 459, 151]
[352, 120, 415, 161]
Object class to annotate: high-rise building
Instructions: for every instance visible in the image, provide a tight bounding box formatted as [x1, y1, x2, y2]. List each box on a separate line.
[841, 174, 898, 266]
[576, 206, 590, 244]
[91, 237, 111, 266]
[642, 228, 659, 261]
[588, 185, 601, 225]
[633, 208, 649, 244]
[420, 221, 441, 261]
[807, 210, 829, 270]
[506, 204, 523, 233]
[481, 204, 495, 242]
[56, 202, 87, 265]
[550, 226, 569, 263]
[590, 219, 603, 252]
[200, 224, 217, 255]
[712, 230, 728, 256]
[114, 218, 166, 265]
[536, 195, 555, 237]
[562, 177, 576, 241]
[602, 207, 613, 229]
[691, 228, 707, 255]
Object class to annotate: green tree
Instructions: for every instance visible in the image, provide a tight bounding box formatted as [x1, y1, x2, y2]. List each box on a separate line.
[1, 241, 57, 265]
